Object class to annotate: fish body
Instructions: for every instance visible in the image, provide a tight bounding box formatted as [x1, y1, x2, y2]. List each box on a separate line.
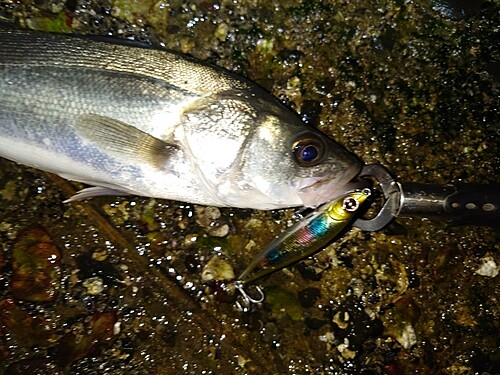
[238, 189, 371, 284]
[0, 26, 361, 210]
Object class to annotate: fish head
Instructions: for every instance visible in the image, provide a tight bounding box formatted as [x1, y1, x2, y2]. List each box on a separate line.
[289, 130, 363, 207]
[235, 99, 362, 209]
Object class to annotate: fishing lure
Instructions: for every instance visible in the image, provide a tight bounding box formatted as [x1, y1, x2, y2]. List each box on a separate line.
[236, 188, 371, 290]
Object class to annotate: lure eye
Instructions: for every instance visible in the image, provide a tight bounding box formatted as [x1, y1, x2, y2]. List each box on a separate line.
[343, 197, 359, 212]
[292, 133, 326, 167]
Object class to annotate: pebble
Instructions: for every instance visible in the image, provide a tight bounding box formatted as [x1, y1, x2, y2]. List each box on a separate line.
[83, 277, 105, 295]
[475, 254, 498, 277]
[201, 256, 235, 281]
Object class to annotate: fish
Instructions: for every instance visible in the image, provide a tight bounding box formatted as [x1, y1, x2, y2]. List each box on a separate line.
[0, 25, 361, 210]
[236, 188, 371, 284]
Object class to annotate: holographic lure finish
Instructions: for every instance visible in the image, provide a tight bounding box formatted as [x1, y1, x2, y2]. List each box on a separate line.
[237, 188, 371, 284]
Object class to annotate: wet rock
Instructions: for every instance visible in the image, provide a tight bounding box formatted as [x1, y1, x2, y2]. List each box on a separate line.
[209, 280, 236, 304]
[11, 226, 61, 302]
[300, 99, 322, 126]
[195, 206, 221, 227]
[75, 252, 121, 285]
[195, 206, 230, 237]
[183, 233, 199, 247]
[0, 244, 5, 273]
[0, 244, 6, 293]
[474, 253, 498, 277]
[201, 256, 235, 282]
[265, 286, 304, 321]
[55, 312, 118, 367]
[0, 298, 59, 347]
[0, 326, 7, 361]
[214, 22, 229, 41]
[260, 322, 280, 345]
[382, 359, 406, 375]
[5, 358, 64, 375]
[184, 254, 201, 273]
[330, 296, 384, 352]
[207, 223, 230, 237]
[431, 0, 488, 19]
[381, 297, 421, 349]
[82, 276, 105, 295]
[298, 287, 321, 308]
[304, 317, 328, 330]
[296, 262, 324, 281]
[161, 329, 177, 347]
[0, 0, 498, 373]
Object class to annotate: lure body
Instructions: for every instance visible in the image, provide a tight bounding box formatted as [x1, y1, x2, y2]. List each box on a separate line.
[238, 189, 371, 284]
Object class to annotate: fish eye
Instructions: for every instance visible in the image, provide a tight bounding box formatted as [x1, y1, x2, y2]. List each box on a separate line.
[292, 133, 326, 167]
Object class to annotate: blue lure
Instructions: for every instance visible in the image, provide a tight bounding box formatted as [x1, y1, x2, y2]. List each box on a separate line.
[237, 188, 371, 285]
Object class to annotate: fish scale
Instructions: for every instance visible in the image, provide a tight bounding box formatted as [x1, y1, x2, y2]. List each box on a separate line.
[0, 25, 361, 210]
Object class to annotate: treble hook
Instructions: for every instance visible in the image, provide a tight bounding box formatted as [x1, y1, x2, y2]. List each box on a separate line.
[233, 281, 265, 312]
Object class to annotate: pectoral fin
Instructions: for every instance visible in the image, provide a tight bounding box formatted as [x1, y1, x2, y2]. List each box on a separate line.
[75, 114, 178, 168]
[63, 186, 130, 203]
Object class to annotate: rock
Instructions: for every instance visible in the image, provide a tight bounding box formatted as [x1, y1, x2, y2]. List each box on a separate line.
[201, 256, 235, 282]
[11, 226, 61, 302]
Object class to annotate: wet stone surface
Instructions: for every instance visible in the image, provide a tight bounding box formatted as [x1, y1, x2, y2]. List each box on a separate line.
[10, 226, 61, 302]
[0, 0, 499, 374]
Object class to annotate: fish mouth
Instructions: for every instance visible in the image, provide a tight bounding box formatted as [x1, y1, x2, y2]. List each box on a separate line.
[296, 176, 331, 192]
[298, 175, 370, 193]
[295, 165, 362, 207]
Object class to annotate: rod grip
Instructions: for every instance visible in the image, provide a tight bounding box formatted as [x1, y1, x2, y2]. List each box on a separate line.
[399, 183, 500, 229]
[445, 183, 500, 229]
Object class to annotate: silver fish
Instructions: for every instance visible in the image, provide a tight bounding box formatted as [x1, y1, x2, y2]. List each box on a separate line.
[0, 26, 361, 210]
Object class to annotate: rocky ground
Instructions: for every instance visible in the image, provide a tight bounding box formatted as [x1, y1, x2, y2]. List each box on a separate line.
[0, 1, 498, 374]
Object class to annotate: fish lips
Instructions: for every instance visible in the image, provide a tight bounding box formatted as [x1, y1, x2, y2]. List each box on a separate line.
[294, 164, 362, 208]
